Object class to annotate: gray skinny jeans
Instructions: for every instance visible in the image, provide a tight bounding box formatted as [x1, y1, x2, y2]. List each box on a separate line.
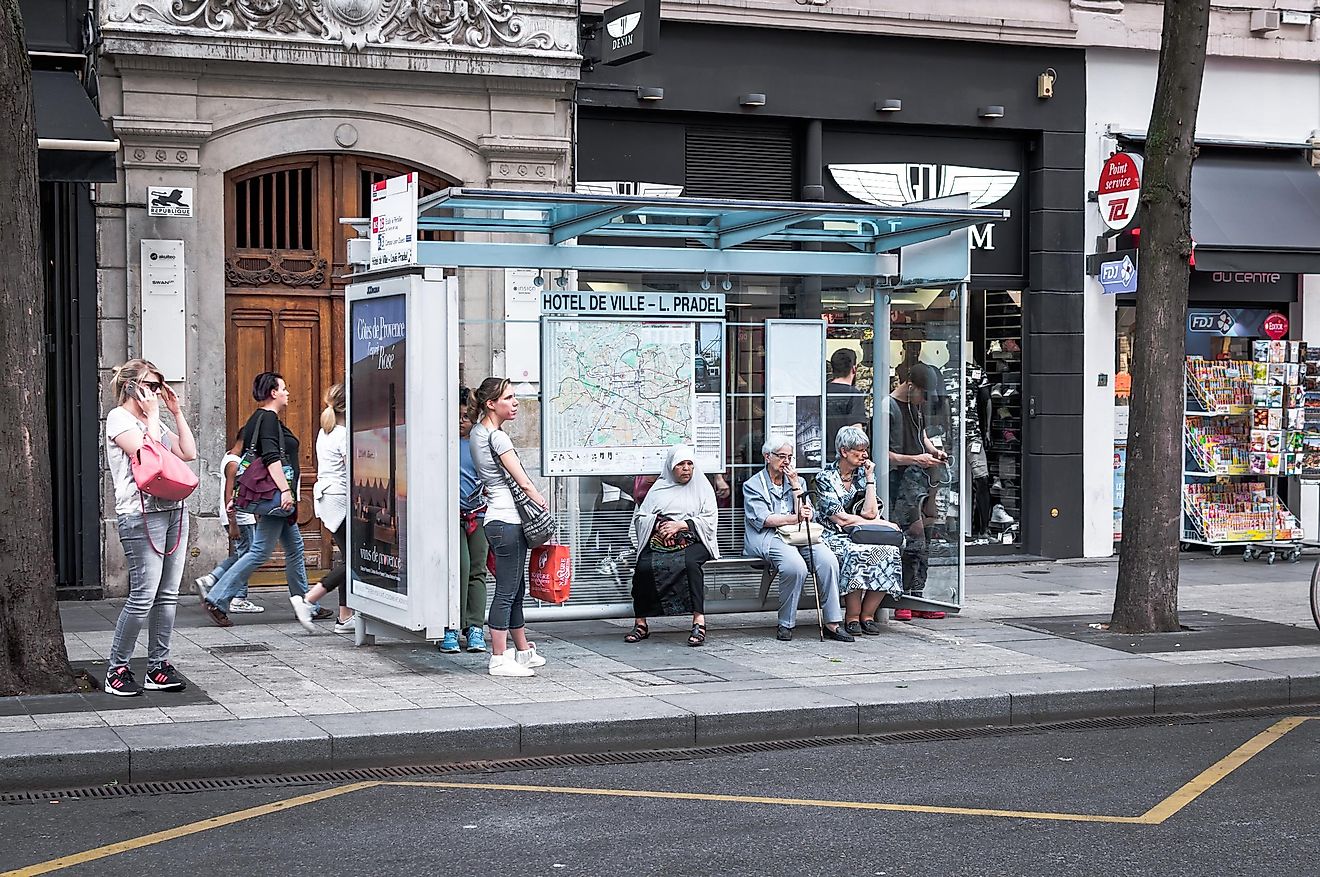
[109, 509, 189, 669]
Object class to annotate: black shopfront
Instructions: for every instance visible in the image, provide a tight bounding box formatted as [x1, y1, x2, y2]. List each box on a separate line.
[20, 0, 116, 599]
[577, 21, 1087, 558]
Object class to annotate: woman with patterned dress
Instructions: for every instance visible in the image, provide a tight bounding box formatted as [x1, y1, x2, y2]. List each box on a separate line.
[626, 445, 720, 647]
[814, 425, 903, 636]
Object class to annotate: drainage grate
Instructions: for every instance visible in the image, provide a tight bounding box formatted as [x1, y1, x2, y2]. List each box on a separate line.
[615, 667, 726, 687]
[206, 644, 272, 656]
[2, 703, 1316, 804]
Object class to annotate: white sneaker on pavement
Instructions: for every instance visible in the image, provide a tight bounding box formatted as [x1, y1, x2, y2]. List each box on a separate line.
[229, 598, 265, 614]
[289, 595, 316, 632]
[488, 652, 534, 677]
[333, 615, 357, 634]
[515, 643, 546, 668]
[194, 574, 214, 599]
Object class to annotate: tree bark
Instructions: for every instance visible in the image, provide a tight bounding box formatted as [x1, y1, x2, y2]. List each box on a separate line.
[1111, 0, 1212, 634]
[0, 0, 77, 694]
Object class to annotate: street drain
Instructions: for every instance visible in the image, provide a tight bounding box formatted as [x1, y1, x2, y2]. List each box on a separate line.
[2, 703, 1316, 804]
[206, 644, 272, 656]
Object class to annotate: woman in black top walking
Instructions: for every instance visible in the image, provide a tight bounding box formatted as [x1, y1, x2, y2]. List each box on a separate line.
[200, 372, 314, 627]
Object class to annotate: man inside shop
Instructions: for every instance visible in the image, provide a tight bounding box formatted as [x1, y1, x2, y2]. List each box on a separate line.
[825, 347, 868, 462]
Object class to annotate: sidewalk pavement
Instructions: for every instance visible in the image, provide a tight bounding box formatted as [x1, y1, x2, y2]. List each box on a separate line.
[3, 555, 1319, 792]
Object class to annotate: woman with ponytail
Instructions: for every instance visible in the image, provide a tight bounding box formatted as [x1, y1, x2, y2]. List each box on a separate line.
[468, 377, 549, 677]
[298, 383, 353, 633]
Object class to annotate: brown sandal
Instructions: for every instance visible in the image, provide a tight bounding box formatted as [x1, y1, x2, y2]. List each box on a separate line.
[687, 624, 706, 647]
[624, 623, 649, 643]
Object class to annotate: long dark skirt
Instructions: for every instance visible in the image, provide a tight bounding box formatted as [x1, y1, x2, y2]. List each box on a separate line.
[632, 540, 712, 617]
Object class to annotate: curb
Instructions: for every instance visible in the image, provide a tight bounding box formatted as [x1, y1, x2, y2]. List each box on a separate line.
[3, 669, 1319, 794]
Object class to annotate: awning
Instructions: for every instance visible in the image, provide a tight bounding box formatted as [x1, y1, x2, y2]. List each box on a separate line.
[32, 71, 118, 183]
[1192, 153, 1320, 274]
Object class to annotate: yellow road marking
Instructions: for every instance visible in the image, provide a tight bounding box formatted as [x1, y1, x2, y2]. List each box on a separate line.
[4, 716, 1315, 874]
[1139, 716, 1312, 825]
[0, 781, 379, 877]
[390, 780, 1146, 823]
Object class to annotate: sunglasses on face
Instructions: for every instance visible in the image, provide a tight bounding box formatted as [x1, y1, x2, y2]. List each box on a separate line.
[137, 381, 163, 393]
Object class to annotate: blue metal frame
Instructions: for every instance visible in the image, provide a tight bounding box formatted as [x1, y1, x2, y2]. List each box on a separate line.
[348, 187, 1006, 277]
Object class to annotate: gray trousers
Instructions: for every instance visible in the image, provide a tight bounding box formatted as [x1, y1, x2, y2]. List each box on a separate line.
[109, 510, 189, 669]
[758, 539, 844, 628]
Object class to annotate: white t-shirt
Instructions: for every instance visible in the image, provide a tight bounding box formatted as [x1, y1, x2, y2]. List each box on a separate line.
[469, 422, 520, 526]
[218, 452, 256, 526]
[313, 425, 348, 533]
[105, 406, 178, 516]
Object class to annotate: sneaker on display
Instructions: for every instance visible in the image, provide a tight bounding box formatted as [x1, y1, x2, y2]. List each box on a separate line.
[438, 629, 461, 654]
[103, 665, 142, 697]
[515, 643, 547, 668]
[229, 598, 265, 614]
[289, 595, 316, 633]
[1002, 339, 1021, 353]
[143, 661, 187, 692]
[991, 504, 1016, 525]
[194, 574, 214, 600]
[991, 478, 1003, 491]
[488, 652, 534, 678]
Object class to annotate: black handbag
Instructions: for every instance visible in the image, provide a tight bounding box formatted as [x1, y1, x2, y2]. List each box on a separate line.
[845, 524, 905, 547]
[488, 432, 555, 547]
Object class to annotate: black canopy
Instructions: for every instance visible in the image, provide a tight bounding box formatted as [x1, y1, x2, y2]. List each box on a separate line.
[1192, 152, 1320, 274]
[33, 71, 117, 183]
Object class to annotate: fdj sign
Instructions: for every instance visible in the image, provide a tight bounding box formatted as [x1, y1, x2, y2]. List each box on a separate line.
[600, 0, 659, 65]
[1098, 253, 1138, 295]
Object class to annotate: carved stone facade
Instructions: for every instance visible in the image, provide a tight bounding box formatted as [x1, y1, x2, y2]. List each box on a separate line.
[94, 0, 576, 593]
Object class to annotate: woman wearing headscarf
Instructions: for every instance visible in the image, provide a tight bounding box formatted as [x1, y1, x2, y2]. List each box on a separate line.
[627, 445, 720, 646]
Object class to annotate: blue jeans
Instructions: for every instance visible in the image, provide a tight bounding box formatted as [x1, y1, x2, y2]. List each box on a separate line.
[208, 523, 255, 599]
[207, 514, 308, 612]
[109, 510, 189, 669]
[485, 520, 527, 631]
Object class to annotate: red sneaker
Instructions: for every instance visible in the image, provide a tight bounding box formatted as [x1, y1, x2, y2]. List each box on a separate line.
[893, 609, 913, 621]
[913, 610, 947, 620]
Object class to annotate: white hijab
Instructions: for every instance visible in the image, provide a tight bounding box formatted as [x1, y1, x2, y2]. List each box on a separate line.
[630, 444, 721, 559]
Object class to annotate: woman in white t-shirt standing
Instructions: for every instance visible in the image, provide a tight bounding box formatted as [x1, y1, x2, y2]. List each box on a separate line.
[468, 377, 549, 678]
[297, 383, 353, 633]
[103, 359, 198, 697]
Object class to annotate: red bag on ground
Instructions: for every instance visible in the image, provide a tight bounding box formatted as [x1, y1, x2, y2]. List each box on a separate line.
[528, 543, 572, 604]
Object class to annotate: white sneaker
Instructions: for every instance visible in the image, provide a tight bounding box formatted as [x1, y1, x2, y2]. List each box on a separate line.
[194, 574, 214, 599]
[289, 595, 316, 632]
[229, 598, 265, 614]
[515, 643, 546, 668]
[488, 652, 534, 677]
[333, 615, 357, 635]
[990, 504, 1016, 525]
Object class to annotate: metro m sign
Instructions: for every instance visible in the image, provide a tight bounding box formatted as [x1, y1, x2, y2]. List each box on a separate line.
[1097, 152, 1142, 232]
[601, 0, 660, 65]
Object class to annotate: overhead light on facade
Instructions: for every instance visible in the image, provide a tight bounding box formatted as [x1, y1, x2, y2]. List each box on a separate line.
[636, 86, 664, 101]
[875, 99, 902, 112]
[739, 93, 767, 107]
[978, 105, 1005, 119]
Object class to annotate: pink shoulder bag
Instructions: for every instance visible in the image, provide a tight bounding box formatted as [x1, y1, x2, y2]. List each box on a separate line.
[131, 432, 198, 555]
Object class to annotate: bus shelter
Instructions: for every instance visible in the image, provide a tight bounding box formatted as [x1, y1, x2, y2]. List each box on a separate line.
[341, 188, 1004, 645]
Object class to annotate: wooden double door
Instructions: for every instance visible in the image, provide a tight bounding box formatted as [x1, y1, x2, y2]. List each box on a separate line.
[224, 154, 452, 570]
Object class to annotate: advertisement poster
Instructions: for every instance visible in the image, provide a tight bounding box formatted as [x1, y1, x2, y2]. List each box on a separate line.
[350, 295, 408, 601]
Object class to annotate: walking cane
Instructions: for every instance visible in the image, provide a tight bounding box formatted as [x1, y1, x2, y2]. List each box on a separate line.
[797, 492, 826, 642]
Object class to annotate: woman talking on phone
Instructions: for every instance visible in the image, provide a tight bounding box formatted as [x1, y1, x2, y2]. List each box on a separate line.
[103, 359, 197, 696]
[201, 372, 313, 627]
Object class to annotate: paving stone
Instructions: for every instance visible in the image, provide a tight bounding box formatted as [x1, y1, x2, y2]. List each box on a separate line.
[0, 727, 129, 791]
[992, 670, 1155, 724]
[819, 679, 1012, 733]
[114, 716, 331, 782]
[1099, 661, 1292, 712]
[1228, 657, 1320, 704]
[488, 696, 696, 755]
[656, 687, 859, 744]
[311, 706, 519, 766]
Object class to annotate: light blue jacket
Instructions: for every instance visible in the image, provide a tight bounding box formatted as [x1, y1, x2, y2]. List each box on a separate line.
[742, 467, 803, 557]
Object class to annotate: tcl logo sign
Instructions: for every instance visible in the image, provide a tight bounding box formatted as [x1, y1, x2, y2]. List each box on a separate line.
[1097, 152, 1142, 232]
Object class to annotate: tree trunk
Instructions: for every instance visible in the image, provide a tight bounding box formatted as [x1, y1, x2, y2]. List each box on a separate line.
[1111, 0, 1212, 634]
[0, 0, 76, 695]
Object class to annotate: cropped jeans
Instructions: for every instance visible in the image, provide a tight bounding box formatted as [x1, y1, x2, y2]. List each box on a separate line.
[484, 520, 527, 631]
[207, 513, 309, 612]
[108, 510, 189, 670]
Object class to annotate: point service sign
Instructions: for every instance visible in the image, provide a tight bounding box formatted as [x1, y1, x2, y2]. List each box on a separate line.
[1097, 152, 1141, 232]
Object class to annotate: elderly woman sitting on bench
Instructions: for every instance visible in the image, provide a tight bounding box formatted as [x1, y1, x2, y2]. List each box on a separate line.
[742, 438, 853, 643]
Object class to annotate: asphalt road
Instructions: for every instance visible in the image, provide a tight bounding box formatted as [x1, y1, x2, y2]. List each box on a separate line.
[2, 713, 1318, 877]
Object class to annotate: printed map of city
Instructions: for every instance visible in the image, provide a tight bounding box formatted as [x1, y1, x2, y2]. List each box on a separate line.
[543, 319, 696, 475]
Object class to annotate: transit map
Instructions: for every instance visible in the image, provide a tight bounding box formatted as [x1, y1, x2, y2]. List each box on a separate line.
[542, 318, 696, 476]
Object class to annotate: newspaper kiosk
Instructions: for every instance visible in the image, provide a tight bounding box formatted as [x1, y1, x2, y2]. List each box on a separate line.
[343, 188, 1000, 645]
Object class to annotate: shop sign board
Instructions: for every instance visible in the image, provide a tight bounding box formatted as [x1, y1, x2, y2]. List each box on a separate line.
[369, 173, 418, 269]
[1263, 312, 1290, 340]
[147, 187, 193, 217]
[1098, 252, 1138, 295]
[601, 0, 660, 65]
[541, 290, 725, 317]
[1097, 152, 1142, 231]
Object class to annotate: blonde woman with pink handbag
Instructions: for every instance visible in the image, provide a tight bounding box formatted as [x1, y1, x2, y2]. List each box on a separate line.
[103, 359, 198, 697]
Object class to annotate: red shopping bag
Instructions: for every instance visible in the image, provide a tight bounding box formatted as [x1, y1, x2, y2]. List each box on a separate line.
[528, 543, 572, 604]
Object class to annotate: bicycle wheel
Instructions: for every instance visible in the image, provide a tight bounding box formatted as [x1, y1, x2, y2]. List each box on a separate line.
[1310, 557, 1320, 631]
